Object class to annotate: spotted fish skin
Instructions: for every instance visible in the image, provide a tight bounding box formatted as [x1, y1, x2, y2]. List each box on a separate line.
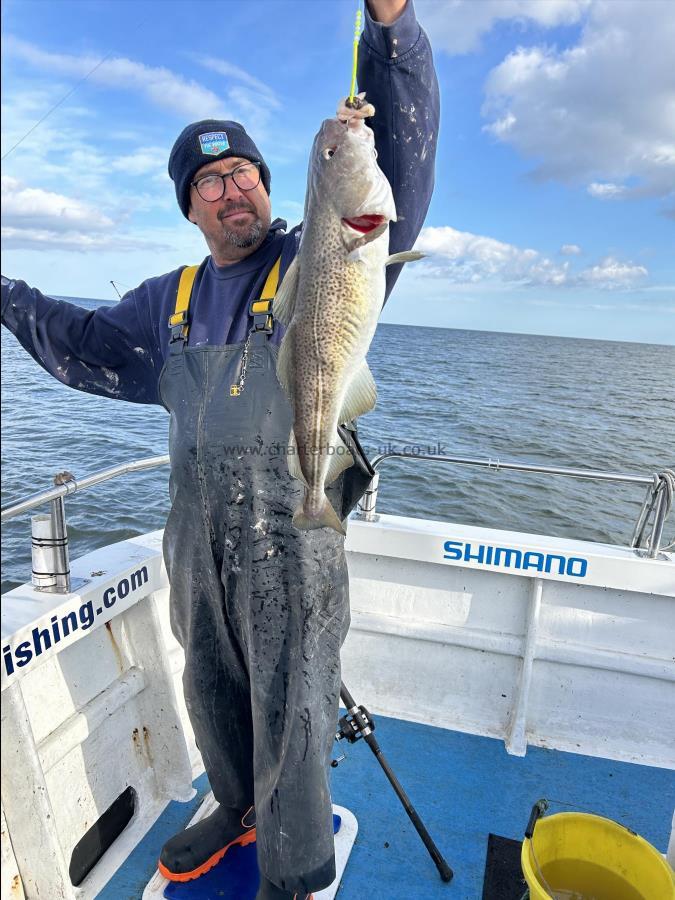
[275, 105, 422, 534]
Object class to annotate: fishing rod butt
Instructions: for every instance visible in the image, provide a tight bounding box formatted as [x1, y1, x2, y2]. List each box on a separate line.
[435, 856, 454, 883]
[338, 681, 454, 883]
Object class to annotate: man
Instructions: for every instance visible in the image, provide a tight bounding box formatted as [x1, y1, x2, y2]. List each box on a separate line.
[1, 1, 439, 897]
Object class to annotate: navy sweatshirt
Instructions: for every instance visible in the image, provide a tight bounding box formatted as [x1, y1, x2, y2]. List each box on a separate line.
[2, 0, 439, 407]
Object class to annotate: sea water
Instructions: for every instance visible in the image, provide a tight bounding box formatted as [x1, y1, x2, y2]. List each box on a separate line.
[2, 298, 674, 593]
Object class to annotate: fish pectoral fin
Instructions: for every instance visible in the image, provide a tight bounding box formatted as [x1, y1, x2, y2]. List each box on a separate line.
[276, 327, 293, 396]
[286, 431, 308, 487]
[385, 251, 426, 266]
[339, 361, 377, 424]
[286, 430, 352, 489]
[273, 255, 300, 325]
[325, 433, 354, 486]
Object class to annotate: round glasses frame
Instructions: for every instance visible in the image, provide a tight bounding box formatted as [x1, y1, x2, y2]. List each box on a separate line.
[191, 161, 262, 202]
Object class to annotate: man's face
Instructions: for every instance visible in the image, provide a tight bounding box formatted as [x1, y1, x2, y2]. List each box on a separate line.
[188, 156, 271, 265]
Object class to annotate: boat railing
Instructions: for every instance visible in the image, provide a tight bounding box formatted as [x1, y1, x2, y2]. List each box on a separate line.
[1, 453, 672, 594]
[358, 452, 674, 563]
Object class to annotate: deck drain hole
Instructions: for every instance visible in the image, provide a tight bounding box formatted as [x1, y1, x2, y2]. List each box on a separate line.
[69, 785, 137, 886]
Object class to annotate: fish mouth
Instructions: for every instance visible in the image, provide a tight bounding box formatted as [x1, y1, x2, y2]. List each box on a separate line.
[341, 214, 386, 234]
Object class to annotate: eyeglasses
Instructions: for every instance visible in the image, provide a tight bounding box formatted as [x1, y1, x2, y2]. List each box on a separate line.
[191, 161, 262, 202]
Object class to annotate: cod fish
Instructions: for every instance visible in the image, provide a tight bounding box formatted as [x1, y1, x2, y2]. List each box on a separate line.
[275, 94, 424, 535]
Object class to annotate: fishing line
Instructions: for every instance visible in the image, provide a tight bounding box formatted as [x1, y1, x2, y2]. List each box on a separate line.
[348, 6, 363, 103]
[2, 17, 149, 162]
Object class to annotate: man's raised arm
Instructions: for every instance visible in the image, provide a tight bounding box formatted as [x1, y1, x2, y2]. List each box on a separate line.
[1, 276, 163, 404]
[358, 0, 440, 301]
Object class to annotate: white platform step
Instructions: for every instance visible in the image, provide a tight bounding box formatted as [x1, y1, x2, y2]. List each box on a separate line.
[143, 794, 357, 900]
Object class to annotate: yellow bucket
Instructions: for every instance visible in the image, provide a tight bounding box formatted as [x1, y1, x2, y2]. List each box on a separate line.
[521, 810, 675, 900]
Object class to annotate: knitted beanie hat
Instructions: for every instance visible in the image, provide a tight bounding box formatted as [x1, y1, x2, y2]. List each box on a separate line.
[168, 119, 271, 218]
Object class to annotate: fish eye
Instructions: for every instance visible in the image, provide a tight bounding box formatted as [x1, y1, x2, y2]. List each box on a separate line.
[322, 147, 337, 160]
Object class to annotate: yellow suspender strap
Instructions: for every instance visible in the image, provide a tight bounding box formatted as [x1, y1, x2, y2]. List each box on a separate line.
[250, 256, 281, 317]
[168, 256, 281, 342]
[169, 264, 199, 340]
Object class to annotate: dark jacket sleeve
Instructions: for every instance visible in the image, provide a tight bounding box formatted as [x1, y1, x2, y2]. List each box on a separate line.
[358, 0, 440, 302]
[1, 276, 163, 405]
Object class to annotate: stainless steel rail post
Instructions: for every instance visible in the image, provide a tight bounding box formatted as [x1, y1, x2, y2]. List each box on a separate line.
[630, 472, 673, 558]
[2, 458, 170, 593]
[649, 487, 668, 560]
[631, 480, 657, 550]
[50, 494, 70, 592]
[30, 477, 72, 593]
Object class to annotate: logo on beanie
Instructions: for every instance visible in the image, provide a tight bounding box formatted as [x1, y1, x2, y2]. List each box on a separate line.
[199, 131, 230, 156]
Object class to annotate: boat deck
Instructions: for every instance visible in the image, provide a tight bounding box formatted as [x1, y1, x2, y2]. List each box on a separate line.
[96, 712, 675, 900]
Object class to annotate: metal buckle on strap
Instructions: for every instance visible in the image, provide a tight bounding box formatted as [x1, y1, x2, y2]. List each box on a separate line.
[168, 310, 188, 343]
[248, 298, 273, 334]
[252, 314, 273, 333]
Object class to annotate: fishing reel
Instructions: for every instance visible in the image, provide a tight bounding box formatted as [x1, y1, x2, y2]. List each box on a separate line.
[331, 701, 375, 768]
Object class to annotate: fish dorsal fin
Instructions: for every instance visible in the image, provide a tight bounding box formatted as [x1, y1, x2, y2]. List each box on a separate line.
[273, 255, 300, 325]
[339, 360, 377, 424]
[385, 250, 426, 266]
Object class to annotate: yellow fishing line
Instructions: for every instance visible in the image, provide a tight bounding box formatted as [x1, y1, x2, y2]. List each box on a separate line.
[348, 8, 362, 103]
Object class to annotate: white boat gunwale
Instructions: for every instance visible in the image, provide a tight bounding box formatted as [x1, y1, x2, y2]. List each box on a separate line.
[1, 455, 674, 899]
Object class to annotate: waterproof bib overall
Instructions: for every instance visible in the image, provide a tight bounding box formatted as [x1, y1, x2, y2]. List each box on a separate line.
[158, 258, 350, 893]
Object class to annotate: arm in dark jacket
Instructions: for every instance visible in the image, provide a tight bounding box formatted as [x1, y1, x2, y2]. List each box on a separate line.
[358, 0, 440, 301]
[1, 276, 163, 404]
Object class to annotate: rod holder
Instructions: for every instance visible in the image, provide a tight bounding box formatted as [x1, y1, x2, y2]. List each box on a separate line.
[31, 495, 71, 593]
[355, 472, 380, 521]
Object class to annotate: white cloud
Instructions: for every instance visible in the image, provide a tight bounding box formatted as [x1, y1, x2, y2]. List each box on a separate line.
[193, 56, 279, 105]
[416, 0, 589, 55]
[529, 296, 674, 314]
[109, 147, 169, 177]
[278, 199, 304, 215]
[1, 176, 113, 231]
[578, 256, 648, 290]
[560, 243, 582, 255]
[1, 86, 175, 216]
[5, 36, 225, 119]
[482, 1, 675, 204]
[189, 57, 283, 137]
[4, 38, 292, 143]
[587, 182, 627, 199]
[414, 225, 570, 285]
[0, 176, 173, 253]
[414, 225, 647, 291]
[1, 227, 171, 254]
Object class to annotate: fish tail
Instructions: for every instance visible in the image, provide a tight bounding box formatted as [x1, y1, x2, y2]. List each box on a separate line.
[292, 495, 346, 536]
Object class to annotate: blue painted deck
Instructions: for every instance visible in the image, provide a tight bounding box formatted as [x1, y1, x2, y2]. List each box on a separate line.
[97, 714, 675, 900]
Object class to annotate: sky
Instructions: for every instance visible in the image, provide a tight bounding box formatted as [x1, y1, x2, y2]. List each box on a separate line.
[1, 0, 674, 344]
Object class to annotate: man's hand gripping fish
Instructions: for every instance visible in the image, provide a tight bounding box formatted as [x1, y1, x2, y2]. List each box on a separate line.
[275, 94, 424, 535]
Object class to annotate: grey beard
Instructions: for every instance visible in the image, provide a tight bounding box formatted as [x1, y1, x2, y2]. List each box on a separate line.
[220, 218, 263, 248]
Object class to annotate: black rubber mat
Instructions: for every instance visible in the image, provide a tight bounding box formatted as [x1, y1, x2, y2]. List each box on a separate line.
[482, 833, 529, 900]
